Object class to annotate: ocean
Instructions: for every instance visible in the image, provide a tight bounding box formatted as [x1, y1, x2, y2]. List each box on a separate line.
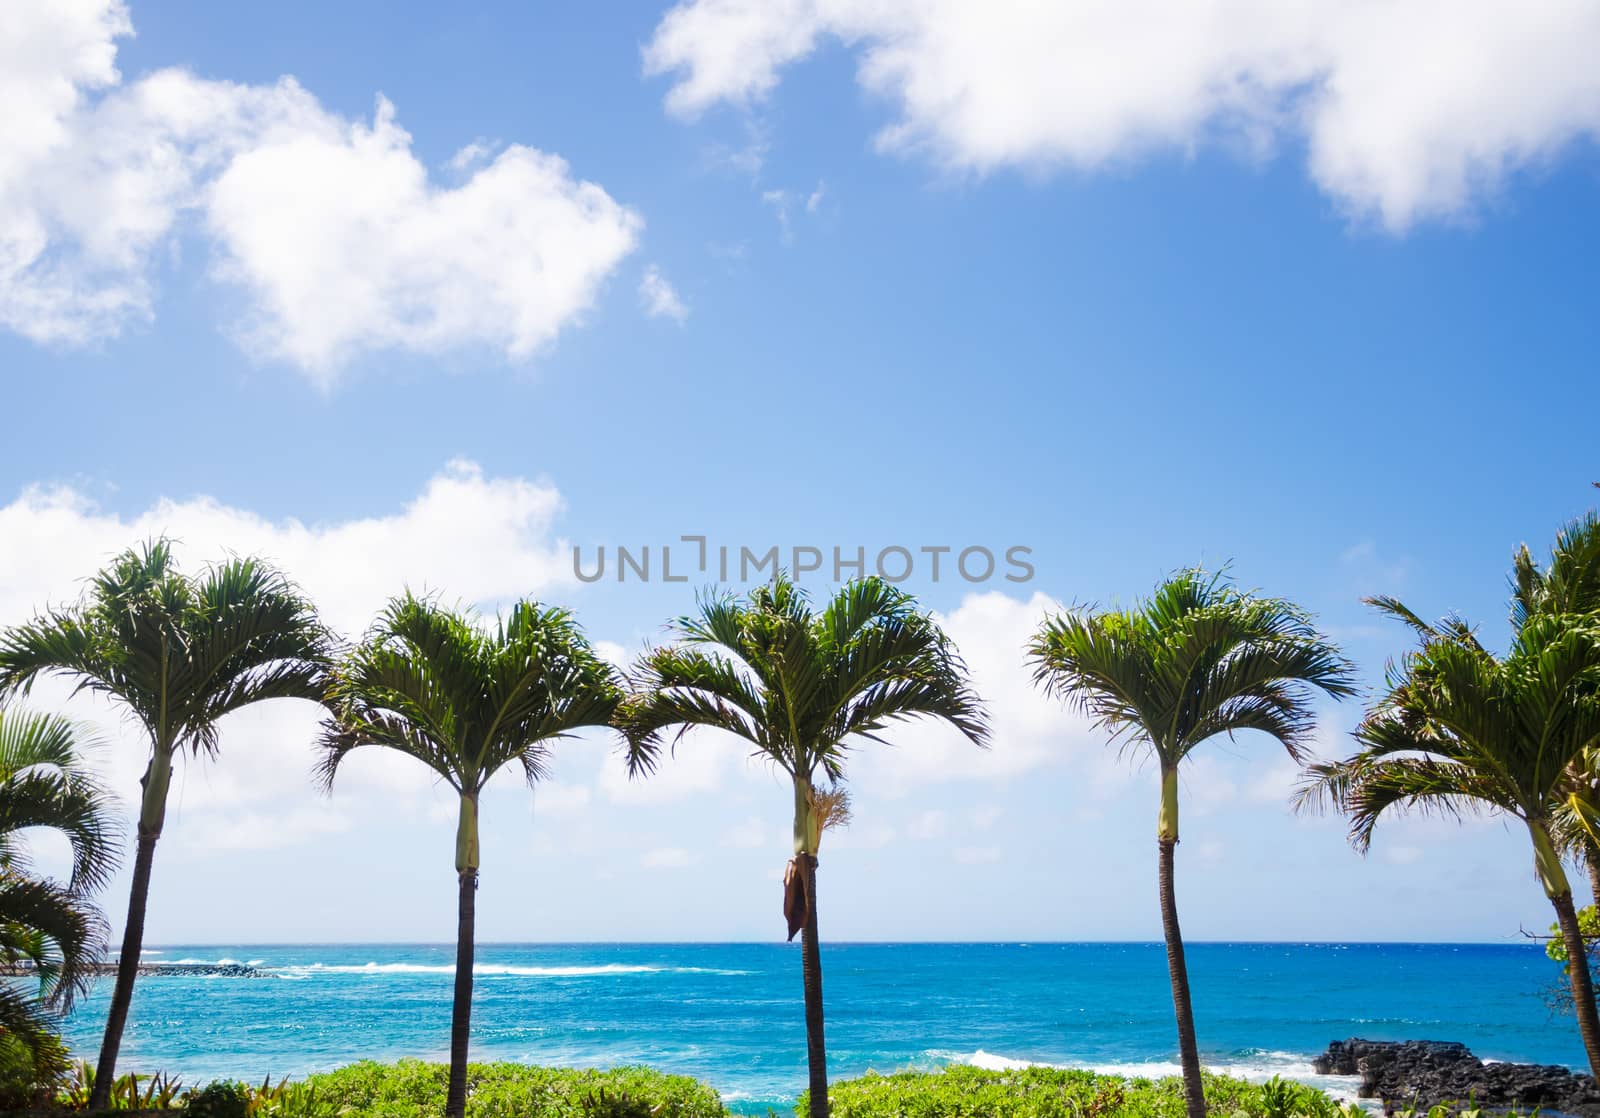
[59, 942, 1576, 1114]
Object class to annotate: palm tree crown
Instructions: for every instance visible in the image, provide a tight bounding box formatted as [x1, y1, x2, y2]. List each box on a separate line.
[1300, 603, 1600, 875]
[317, 591, 623, 862]
[1029, 568, 1358, 838]
[618, 576, 988, 848]
[1513, 511, 1600, 634]
[0, 539, 330, 763]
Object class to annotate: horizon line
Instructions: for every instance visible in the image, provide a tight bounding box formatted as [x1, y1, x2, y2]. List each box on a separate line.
[132, 938, 1543, 948]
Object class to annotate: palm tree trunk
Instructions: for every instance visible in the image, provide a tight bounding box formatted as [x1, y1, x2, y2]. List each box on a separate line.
[799, 854, 828, 1118]
[1159, 837, 1206, 1118]
[89, 831, 157, 1110]
[1586, 842, 1600, 908]
[445, 869, 477, 1118]
[1553, 889, 1600, 1078]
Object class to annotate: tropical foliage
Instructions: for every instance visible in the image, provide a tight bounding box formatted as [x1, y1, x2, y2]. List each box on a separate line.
[617, 574, 987, 1118]
[815, 1067, 1361, 1118]
[318, 593, 622, 1118]
[0, 539, 331, 1108]
[1298, 596, 1600, 1077]
[1029, 568, 1355, 1118]
[0, 708, 117, 1107]
[281, 1059, 725, 1118]
[1511, 513, 1600, 903]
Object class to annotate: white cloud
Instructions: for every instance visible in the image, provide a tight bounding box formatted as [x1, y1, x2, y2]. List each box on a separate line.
[828, 821, 896, 851]
[638, 265, 689, 321]
[599, 731, 768, 805]
[758, 180, 826, 243]
[2, 0, 640, 378]
[954, 845, 1001, 865]
[722, 815, 769, 849]
[907, 809, 947, 840]
[0, 458, 569, 638]
[178, 804, 352, 853]
[641, 846, 698, 869]
[0, 459, 577, 848]
[533, 781, 594, 818]
[1182, 755, 1239, 816]
[1384, 845, 1424, 866]
[645, 0, 1600, 230]
[854, 590, 1119, 790]
[446, 139, 497, 172]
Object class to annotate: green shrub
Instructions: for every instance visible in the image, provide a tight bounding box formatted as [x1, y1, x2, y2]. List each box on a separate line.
[811, 1066, 1341, 1118]
[297, 1059, 726, 1118]
[185, 1079, 251, 1118]
[0, 1026, 70, 1109]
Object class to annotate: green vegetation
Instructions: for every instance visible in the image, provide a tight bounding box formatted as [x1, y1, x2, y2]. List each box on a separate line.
[1028, 569, 1355, 1118]
[16, 1060, 1567, 1118]
[0, 540, 332, 1108]
[27, 1060, 727, 1115]
[317, 594, 623, 1118]
[1300, 582, 1600, 1077]
[290, 1060, 726, 1118]
[812, 1067, 1366, 1118]
[0, 709, 120, 1106]
[616, 575, 988, 1118]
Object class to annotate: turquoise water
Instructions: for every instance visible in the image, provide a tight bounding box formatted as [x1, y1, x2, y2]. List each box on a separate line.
[59, 943, 1576, 1113]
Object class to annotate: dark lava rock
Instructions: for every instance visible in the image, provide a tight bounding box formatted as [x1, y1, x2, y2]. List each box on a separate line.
[1313, 1039, 1600, 1117]
[0, 961, 266, 979]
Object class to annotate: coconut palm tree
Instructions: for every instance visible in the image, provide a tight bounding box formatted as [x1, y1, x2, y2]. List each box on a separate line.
[616, 575, 988, 1118]
[0, 708, 118, 1087]
[0, 541, 330, 1108]
[1028, 568, 1355, 1118]
[1299, 599, 1600, 1078]
[317, 592, 621, 1118]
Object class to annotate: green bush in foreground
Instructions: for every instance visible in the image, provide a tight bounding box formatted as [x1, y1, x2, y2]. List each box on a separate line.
[810, 1067, 1360, 1118]
[293, 1060, 726, 1118]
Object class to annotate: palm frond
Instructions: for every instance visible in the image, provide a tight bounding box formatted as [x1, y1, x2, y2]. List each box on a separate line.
[620, 575, 984, 790]
[0, 711, 120, 895]
[320, 593, 620, 798]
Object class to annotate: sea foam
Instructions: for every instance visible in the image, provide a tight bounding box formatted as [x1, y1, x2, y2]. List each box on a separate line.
[271, 961, 750, 978]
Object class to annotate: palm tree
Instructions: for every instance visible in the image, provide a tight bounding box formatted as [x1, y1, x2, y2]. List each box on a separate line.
[317, 592, 621, 1118]
[0, 540, 330, 1108]
[1513, 512, 1600, 903]
[0, 708, 118, 1088]
[1028, 569, 1355, 1118]
[616, 575, 988, 1118]
[1299, 599, 1600, 1078]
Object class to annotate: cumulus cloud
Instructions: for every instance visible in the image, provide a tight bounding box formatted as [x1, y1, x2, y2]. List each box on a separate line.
[644, 0, 1600, 229]
[0, 459, 577, 850]
[641, 846, 698, 868]
[853, 590, 1119, 791]
[2, 0, 640, 379]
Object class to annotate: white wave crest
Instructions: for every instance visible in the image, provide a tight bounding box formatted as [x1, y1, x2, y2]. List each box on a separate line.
[941, 1049, 1354, 1091]
[271, 962, 749, 978]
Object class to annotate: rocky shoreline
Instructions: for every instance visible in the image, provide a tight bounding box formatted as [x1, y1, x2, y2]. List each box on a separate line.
[0, 961, 265, 978]
[1313, 1039, 1600, 1117]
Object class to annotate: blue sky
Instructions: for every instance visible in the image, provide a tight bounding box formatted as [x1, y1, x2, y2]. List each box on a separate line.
[3, 0, 1599, 944]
